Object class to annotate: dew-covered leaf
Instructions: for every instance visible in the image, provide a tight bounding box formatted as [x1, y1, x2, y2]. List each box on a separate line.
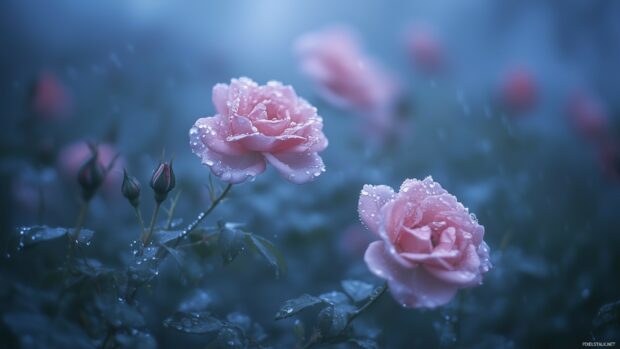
[178, 290, 214, 312]
[16, 226, 67, 248]
[226, 312, 251, 331]
[275, 294, 325, 320]
[154, 230, 183, 245]
[316, 304, 354, 338]
[341, 280, 375, 303]
[218, 222, 245, 265]
[319, 291, 350, 305]
[163, 311, 222, 334]
[593, 299, 620, 329]
[244, 233, 286, 278]
[15, 226, 95, 249]
[73, 258, 113, 277]
[115, 331, 157, 349]
[160, 244, 185, 266]
[72, 228, 95, 245]
[215, 326, 247, 349]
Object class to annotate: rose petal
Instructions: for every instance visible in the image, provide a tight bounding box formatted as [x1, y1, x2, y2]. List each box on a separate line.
[212, 84, 230, 116]
[398, 226, 433, 254]
[229, 133, 306, 153]
[364, 241, 458, 308]
[262, 151, 325, 184]
[425, 245, 481, 286]
[190, 116, 245, 156]
[358, 184, 395, 235]
[194, 147, 266, 184]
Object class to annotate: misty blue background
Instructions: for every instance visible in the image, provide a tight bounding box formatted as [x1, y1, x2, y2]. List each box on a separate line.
[1, 0, 620, 348]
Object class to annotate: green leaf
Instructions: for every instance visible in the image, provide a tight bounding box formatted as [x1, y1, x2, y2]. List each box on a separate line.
[160, 244, 185, 266]
[154, 230, 183, 245]
[16, 226, 95, 248]
[275, 294, 325, 320]
[217, 222, 245, 265]
[319, 291, 350, 305]
[244, 233, 287, 278]
[163, 312, 222, 334]
[215, 327, 247, 349]
[341, 280, 375, 303]
[316, 305, 354, 338]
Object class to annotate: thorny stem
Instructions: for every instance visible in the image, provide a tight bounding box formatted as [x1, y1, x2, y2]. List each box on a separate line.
[301, 282, 388, 349]
[142, 202, 161, 246]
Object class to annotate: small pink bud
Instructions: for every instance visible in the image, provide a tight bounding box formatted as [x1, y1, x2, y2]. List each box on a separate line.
[121, 170, 141, 207]
[150, 161, 175, 203]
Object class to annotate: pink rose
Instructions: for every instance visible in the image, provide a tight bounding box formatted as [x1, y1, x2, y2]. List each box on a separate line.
[295, 26, 399, 113]
[358, 177, 491, 308]
[189, 77, 328, 184]
[500, 67, 538, 114]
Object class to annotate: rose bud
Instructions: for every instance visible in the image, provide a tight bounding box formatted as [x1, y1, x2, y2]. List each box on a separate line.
[150, 161, 175, 203]
[121, 170, 141, 207]
[77, 151, 105, 201]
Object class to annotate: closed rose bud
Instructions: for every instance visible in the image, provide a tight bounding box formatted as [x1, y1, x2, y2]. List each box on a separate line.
[150, 161, 175, 203]
[121, 170, 141, 207]
[77, 152, 105, 201]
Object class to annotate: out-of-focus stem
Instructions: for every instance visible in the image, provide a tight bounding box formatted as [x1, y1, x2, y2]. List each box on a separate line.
[142, 202, 161, 246]
[68, 202, 88, 260]
[134, 206, 145, 233]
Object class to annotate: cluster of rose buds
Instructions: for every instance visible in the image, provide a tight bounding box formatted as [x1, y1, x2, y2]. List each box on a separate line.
[120, 160, 175, 208]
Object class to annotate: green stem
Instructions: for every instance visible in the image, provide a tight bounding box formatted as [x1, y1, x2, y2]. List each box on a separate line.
[142, 202, 161, 246]
[165, 190, 182, 230]
[171, 183, 232, 249]
[134, 206, 145, 233]
[68, 202, 89, 259]
[349, 282, 388, 322]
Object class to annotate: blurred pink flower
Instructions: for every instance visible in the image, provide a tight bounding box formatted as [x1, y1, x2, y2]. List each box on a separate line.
[405, 28, 444, 74]
[500, 67, 537, 114]
[57, 142, 123, 195]
[568, 91, 609, 142]
[190, 77, 328, 184]
[31, 71, 72, 120]
[295, 26, 399, 115]
[358, 177, 491, 308]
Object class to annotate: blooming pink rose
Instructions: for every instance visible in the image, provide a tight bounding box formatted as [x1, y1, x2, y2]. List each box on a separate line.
[405, 28, 444, 74]
[358, 177, 491, 308]
[568, 91, 609, 142]
[189, 77, 328, 184]
[31, 71, 72, 120]
[500, 67, 538, 114]
[57, 142, 123, 195]
[295, 26, 399, 113]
